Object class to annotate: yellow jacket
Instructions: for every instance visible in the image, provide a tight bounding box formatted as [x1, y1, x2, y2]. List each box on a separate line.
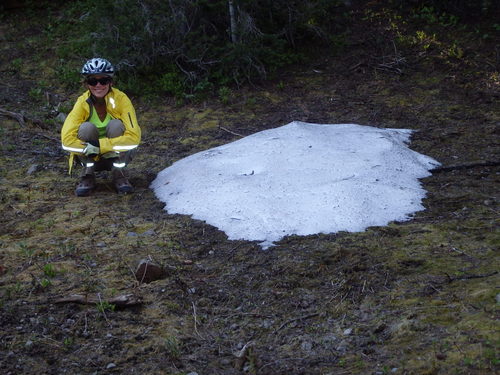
[61, 88, 141, 170]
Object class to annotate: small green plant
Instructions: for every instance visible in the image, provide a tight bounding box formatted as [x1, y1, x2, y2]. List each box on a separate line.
[159, 71, 185, 98]
[463, 357, 475, 366]
[81, 265, 99, 293]
[246, 347, 259, 373]
[43, 264, 57, 278]
[56, 59, 81, 89]
[163, 301, 181, 312]
[96, 300, 115, 314]
[163, 335, 181, 359]
[58, 242, 76, 256]
[18, 242, 34, 261]
[40, 278, 52, 288]
[57, 102, 73, 114]
[193, 78, 213, 100]
[4, 282, 24, 299]
[218, 86, 231, 104]
[245, 97, 257, 107]
[483, 346, 499, 366]
[354, 357, 366, 369]
[443, 42, 464, 59]
[381, 366, 390, 374]
[28, 87, 44, 102]
[62, 337, 74, 348]
[12, 58, 23, 72]
[414, 30, 437, 50]
[413, 6, 459, 27]
[30, 218, 45, 230]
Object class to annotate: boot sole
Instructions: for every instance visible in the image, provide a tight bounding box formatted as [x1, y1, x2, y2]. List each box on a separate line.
[75, 187, 94, 197]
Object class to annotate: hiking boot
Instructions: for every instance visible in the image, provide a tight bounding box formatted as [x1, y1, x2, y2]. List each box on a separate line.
[75, 174, 96, 196]
[112, 168, 134, 194]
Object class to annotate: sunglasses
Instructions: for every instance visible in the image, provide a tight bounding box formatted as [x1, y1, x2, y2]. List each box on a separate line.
[86, 77, 112, 86]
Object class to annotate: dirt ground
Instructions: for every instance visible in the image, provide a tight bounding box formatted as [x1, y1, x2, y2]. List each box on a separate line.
[0, 3, 499, 375]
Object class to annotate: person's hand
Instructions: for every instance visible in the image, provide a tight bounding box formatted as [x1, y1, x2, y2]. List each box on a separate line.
[82, 143, 100, 156]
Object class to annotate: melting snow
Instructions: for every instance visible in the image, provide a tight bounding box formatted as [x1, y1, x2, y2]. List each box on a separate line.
[151, 122, 440, 248]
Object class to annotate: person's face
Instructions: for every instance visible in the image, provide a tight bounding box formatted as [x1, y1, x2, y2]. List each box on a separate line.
[86, 75, 112, 98]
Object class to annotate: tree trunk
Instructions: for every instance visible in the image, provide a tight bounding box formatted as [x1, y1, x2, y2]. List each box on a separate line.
[228, 0, 238, 43]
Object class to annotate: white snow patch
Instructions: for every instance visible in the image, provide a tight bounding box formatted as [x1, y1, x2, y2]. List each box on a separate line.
[151, 122, 440, 248]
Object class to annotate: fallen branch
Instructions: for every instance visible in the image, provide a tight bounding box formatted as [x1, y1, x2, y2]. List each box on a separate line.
[349, 61, 364, 71]
[0, 107, 26, 126]
[53, 293, 142, 307]
[446, 271, 498, 283]
[0, 107, 59, 142]
[431, 161, 500, 173]
[38, 133, 59, 142]
[0, 106, 46, 128]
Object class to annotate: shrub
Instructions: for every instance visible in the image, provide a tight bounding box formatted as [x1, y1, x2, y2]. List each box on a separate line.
[50, 0, 349, 96]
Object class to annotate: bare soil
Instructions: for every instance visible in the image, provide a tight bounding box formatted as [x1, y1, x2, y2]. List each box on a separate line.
[0, 4, 499, 375]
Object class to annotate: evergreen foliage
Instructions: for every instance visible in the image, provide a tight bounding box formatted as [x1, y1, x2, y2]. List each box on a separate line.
[53, 0, 349, 96]
[31, 0, 496, 97]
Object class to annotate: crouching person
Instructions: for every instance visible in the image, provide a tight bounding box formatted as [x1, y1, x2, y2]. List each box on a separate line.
[61, 58, 141, 196]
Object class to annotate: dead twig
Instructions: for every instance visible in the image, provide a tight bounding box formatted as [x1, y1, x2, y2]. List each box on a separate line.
[234, 341, 255, 370]
[192, 301, 201, 337]
[374, 41, 406, 74]
[219, 125, 244, 137]
[53, 293, 142, 307]
[84, 312, 88, 336]
[97, 293, 110, 324]
[227, 242, 245, 258]
[449, 246, 470, 257]
[274, 312, 319, 333]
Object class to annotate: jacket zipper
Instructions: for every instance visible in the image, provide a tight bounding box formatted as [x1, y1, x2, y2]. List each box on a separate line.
[128, 112, 134, 128]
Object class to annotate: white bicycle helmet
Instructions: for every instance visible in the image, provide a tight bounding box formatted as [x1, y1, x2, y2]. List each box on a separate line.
[81, 57, 115, 76]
